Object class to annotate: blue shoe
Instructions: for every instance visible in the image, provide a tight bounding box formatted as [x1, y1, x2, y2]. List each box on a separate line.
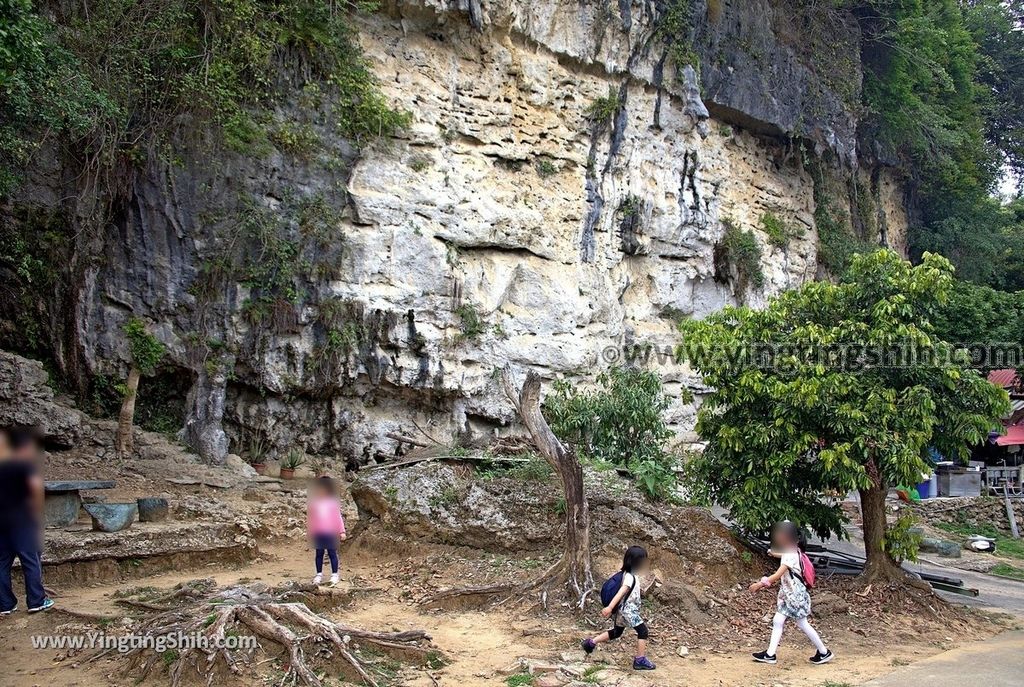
[581, 638, 596, 655]
[28, 598, 54, 613]
[633, 656, 656, 671]
[0, 604, 16, 616]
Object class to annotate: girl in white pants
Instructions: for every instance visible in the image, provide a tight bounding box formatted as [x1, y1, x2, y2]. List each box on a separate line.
[748, 521, 833, 665]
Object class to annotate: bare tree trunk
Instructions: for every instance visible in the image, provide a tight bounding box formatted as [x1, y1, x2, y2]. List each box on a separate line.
[859, 457, 905, 583]
[116, 367, 141, 458]
[426, 367, 595, 608]
[501, 366, 595, 604]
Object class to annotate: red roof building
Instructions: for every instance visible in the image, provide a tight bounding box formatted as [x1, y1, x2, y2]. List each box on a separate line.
[988, 369, 1022, 391]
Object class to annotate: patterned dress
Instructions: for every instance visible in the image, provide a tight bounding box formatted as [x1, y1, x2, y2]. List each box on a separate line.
[777, 552, 812, 619]
[616, 572, 644, 628]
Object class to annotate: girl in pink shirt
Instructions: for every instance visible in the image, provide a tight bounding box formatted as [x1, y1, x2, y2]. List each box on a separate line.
[307, 477, 346, 585]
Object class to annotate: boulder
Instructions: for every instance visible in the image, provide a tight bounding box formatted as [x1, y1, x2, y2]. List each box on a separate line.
[811, 591, 850, 617]
[0, 350, 82, 448]
[225, 453, 258, 478]
[351, 463, 559, 552]
[919, 537, 962, 558]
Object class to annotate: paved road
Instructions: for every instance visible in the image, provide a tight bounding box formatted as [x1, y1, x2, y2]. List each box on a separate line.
[863, 630, 1024, 686]
[823, 535, 1024, 615]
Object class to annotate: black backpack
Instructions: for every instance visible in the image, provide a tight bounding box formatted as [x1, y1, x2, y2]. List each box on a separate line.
[599, 571, 636, 611]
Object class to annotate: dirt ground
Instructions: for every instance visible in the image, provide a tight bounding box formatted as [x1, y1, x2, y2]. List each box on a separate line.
[1, 430, 1019, 687]
[1, 532, 1018, 687]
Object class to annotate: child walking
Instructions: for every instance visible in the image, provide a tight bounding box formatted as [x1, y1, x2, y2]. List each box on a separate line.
[307, 477, 346, 585]
[581, 546, 655, 671]
[749, 521, 833, 665]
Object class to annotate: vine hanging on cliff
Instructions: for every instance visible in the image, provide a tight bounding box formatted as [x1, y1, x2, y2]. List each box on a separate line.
[0, 0, 409, 198]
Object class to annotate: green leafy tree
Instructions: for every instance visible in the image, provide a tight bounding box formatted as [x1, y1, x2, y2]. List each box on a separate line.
[680, 250, 1009, 582]
[116, 318, 166, 457]
[544, 367, 685, 500]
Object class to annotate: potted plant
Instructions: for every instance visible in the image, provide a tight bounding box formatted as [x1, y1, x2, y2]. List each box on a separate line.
[280, 449, 305, 480]
[247, 435, 268, 475]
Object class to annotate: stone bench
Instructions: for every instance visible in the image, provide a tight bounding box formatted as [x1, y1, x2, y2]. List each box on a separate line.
[44, 480, 115, 527]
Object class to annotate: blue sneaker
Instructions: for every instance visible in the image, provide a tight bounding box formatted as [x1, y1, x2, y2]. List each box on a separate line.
[0, 605, 16, 616]
[581, 638, 596, 655]
[28, 598, 54, 613]
[633, 656, 656, 671]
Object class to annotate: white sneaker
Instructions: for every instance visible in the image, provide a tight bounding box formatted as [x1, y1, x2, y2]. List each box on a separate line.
[329, 573, 339, 586]
[312, 573, 323, 585]
[0, 604, 16, 616]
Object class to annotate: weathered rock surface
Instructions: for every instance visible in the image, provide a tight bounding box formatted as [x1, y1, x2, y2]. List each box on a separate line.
[351, 462, 756, 581]
[41, 521, 256, 564]
[0, 350, 82, 447]
[1, 2, 908, 468]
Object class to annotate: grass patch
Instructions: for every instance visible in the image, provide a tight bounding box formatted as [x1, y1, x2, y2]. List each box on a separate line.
[477, 452, 553, 482]
[934, 521, 1024, 560]
[991, 563, 1024, 580]
[713, 218, 764, 295]
[584, 87, 621, 124]
[454, 302, 487, 341]
[535, 158, 558, 178]
[506, 675, 533, 687]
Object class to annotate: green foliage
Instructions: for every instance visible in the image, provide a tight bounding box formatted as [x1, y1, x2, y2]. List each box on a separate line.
[194, 193, 345, 320]
[281, 449, 305, 470]
[931, 279, 1024, 369]
[544, 367, 681, 500]
[535, 158, 558, 178]
[990, 563, 1024, 580]
[655, 0, 700, 78]
[680, 250, 1010, 542]
[454, 302, 486, 341]
[123, 318, 165, 375]
[0, 1, 406, 197]
[407, 153, 433, 173]
[584, 87, 621, 124]
[0, 208, 69, 354]
[760, 211, 800, 249]
[714, 219, 764, 295]
[858, 0, 1024, 289]
[882, 512, 921, 563]
[505, 675, 533, 687]
[269, 121, 320, 158]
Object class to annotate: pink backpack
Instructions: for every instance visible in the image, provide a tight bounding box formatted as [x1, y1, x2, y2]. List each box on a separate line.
[796, 551, 816, 588]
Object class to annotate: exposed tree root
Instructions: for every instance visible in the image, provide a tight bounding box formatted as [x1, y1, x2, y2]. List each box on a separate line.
[111, 580, 437, 687]
[423, 367, 596, 610]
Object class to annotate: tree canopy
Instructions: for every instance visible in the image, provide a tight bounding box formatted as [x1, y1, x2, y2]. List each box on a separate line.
[680, 250, 1009, 578]
[854, 0, 1024, 288]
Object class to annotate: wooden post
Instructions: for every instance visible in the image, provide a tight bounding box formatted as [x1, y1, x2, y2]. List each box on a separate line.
[1005, 483, 1020, 539]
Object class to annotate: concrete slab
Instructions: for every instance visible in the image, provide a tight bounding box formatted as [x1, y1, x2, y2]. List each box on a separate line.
[864, 630, 1024, 686]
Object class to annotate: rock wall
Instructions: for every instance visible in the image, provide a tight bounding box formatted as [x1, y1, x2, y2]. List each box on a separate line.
[2, 1, 909, 466]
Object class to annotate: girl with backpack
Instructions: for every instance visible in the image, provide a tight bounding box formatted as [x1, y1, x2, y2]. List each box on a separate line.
[749, 521, 833, 665]
[580, 545, 655, 671]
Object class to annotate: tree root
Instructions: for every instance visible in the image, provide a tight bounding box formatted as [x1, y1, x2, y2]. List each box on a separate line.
[423, 557, 591, 610]
[113, 581, 437, 687]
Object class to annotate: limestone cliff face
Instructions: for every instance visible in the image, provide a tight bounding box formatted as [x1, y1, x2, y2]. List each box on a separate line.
[4, 1, 908, 464]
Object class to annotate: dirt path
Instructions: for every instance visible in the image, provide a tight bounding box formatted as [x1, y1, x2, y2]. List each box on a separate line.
[2, 536, 1014, 686]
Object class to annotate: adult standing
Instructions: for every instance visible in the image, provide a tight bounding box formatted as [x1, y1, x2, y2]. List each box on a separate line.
[0, 427, 52, 614]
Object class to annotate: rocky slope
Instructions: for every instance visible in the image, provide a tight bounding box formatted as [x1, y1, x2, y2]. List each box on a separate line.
[2, 1, 908, 466]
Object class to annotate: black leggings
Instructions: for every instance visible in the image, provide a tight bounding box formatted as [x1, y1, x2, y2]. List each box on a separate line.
[608, 622, 649, 640]
[312, 534, 339, 574]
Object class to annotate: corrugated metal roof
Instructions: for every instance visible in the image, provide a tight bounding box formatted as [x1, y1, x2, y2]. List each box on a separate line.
[1012, 399, 1024, 415]
[996, 424, 1024, 447]
[988, 369, 1021, 389]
